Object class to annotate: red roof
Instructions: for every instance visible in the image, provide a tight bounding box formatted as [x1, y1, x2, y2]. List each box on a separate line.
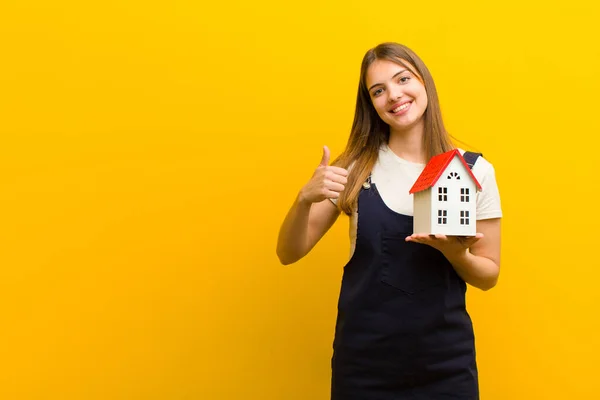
[409, 149, 482, 194]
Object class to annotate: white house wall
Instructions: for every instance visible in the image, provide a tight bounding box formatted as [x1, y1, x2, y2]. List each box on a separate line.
[430, 157, 477, 236]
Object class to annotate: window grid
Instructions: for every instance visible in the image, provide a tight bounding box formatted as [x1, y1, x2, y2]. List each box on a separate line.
[438, 187, 447, 201]
[460, 188, 470, 202]
[460, 210, 470, 225]
[438, 210, 447, 224]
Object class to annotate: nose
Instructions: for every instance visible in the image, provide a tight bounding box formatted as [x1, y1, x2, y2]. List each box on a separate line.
[388, 87, 402, 102]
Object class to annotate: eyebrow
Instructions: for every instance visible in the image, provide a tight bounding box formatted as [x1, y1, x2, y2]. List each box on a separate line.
[368, 69, 408, 92]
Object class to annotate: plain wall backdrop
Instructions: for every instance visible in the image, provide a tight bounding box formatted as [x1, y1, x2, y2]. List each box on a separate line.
[1, 1, 599, 398]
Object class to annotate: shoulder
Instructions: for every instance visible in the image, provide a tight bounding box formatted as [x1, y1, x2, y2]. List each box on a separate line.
[457, 148, 496, 183]
[457, 148, 502, 218]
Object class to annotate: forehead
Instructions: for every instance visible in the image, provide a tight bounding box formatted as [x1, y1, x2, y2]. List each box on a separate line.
[365, 58, 418, 87]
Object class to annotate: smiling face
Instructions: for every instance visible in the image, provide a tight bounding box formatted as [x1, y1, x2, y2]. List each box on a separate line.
[365, 58, 428, 135]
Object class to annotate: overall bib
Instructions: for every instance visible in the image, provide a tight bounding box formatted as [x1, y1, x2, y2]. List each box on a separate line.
[331, 180, 479, 400]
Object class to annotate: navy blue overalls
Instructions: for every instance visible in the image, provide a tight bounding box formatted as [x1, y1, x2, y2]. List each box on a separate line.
[331, 173, 479, 399]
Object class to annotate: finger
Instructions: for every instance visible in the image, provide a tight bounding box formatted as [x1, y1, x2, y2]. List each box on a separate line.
[325, 181, 345, 192]
[434, 234, 448, 241]
[319, 145, 331, 167]
[325, 189, 341, 199]
[406, 233, 427, 242]
[326, 172, 348, 185]
[327, 166, 349, 177]
[408, 237, 433, 246]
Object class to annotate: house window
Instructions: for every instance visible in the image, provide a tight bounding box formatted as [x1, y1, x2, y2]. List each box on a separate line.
[461, 188, 470, 202]
[460, 211, 470, 225]
[447, 172, 460, 180]
[438, 187, 447, 201]
[438, 210, 447, 224]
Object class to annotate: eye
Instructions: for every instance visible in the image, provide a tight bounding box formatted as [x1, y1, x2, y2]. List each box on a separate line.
[372, 88, 383, 97]
[399, 76, 411, 84]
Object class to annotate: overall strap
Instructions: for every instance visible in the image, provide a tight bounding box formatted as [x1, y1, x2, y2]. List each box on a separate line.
[463, 151, 482, 170]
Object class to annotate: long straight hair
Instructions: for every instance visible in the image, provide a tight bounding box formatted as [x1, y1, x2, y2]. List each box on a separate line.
[332, 42, 455, 216]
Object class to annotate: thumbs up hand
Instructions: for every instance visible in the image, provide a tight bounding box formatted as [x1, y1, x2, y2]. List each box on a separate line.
[299, 146, 349, 204]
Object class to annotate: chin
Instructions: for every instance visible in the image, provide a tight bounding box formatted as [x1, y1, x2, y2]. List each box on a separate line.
[391, 120, 417, 131]
[393, 115, 424, 132]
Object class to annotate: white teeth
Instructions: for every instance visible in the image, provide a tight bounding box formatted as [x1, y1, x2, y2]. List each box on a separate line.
[392, 103, 410, 113]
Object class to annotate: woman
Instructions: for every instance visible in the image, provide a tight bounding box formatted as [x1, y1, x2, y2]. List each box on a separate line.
[277, 42, 502, 399]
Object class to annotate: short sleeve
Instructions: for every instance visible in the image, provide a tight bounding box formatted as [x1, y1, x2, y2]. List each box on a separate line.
[474, 160, 503, 220]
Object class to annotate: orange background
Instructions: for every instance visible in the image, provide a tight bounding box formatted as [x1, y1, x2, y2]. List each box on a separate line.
[1, 1, 599, 398]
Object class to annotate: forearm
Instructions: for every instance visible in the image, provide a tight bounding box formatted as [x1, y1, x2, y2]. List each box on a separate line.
[276, 148, 346, 265]
[445, 250, 500, 291]
[276, 194, 313, 265]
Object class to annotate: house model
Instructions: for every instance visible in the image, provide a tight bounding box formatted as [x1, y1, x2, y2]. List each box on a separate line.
[409, 149, 482, 236]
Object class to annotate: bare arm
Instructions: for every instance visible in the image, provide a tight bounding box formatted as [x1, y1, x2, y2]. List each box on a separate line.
[405, 218, 501, 291]
[276, 146, 348, 265]
[276, 197, 340, 265]
[444, 218, 501, 291]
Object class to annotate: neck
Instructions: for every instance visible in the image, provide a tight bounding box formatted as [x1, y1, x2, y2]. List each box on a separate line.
[387, 119, 426, 164]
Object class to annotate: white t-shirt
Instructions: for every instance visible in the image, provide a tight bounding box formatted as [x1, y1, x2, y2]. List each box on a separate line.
[332, 144, 503, 259]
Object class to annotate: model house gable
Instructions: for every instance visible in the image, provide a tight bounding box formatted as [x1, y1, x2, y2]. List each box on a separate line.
[410, 150, 482, 236]
[409, 149, 482, 195]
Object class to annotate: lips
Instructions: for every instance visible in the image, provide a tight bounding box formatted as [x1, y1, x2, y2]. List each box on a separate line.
[389, 101, 412, 114]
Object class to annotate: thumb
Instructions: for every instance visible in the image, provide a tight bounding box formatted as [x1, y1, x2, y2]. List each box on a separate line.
[319, 145, 330, 167]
